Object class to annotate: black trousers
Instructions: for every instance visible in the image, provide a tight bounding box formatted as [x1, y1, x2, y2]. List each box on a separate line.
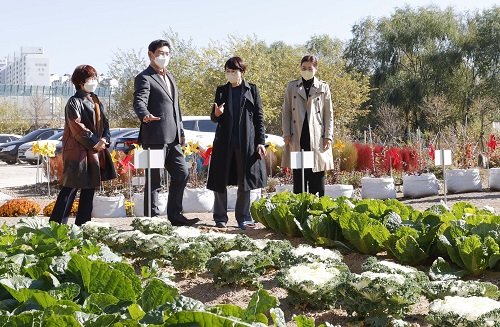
[292, 169, 325, 196]
[144, 143, 188, 220]
[213, 146, 252, 225]
[292, 116, 325, 196]
[49, 187, 95, 226]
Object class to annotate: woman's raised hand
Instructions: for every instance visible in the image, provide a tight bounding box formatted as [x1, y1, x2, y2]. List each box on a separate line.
[214, 102, 225, 117]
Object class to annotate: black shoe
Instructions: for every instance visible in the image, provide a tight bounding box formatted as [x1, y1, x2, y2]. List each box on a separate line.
[215, 221, 227, 228]
[170, 217, 200, 227]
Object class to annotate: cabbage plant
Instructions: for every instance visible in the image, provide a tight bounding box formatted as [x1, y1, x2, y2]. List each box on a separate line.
[131, 217, 174, 235]
[338, 258, 424, 323]
[278, 261, 348, 308]
[278, 244, 344, 268]
[206, 250, 273, 285]
[427, 296, 500, 326]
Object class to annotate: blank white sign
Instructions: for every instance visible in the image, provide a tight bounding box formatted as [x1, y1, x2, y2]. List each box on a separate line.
[131, 176, 145, 186]
[134, 149, 165, 169]
[435, 150, 452, 166]
[290, 151, 314, 169]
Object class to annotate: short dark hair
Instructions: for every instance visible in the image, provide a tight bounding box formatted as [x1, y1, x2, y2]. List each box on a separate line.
[71, 65, 97, 90]
[300, 55, 318, 68]
[148, 39, 171, 53]
[224, 56, 246, 73]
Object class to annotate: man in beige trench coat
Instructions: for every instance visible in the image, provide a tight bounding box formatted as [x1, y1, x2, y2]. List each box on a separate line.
[281, 55, 334, 196]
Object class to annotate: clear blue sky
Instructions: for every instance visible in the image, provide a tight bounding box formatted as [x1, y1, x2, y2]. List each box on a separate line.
[1, 0, 497, 76]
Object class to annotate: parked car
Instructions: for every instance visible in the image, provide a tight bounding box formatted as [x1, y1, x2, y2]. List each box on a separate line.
[18, 131, 64, 165]
[108, 116, 285, 155]
[53, 127, 139, 156]
[182, 116, 284, 147]
[0, 134, 22, 145]
[113, 129, 140, 154]
[0, 128, 62, 164]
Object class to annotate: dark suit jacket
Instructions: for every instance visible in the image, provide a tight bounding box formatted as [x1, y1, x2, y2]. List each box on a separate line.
[133, 65, 183, 145]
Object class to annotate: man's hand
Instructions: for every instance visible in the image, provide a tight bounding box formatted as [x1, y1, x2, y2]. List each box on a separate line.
[323, 138, 332, 150]
[93, 138, 109, 152]
[284, 135, 292, 145]
[143, 114, 161, 123]
[214, 102, 225, 117]
[257, 144, 266, 159]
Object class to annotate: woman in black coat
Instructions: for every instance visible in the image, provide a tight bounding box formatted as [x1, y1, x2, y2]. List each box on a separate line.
[50, 64, 116, 226]
[207, 57, 267, 230]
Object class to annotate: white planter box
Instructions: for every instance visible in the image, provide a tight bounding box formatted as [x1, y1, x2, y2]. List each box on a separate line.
[227, 188, 262, 211]
[402, 173, 439, 198]
[183, 188, 214, 213]
[361, 177, 396, 199]
[489, 168, 500, 190]
[132, 192, 168, 217]
[324, 184, 354, 198]
[446, 169, 482, 193]
[92, 194, 126, 218]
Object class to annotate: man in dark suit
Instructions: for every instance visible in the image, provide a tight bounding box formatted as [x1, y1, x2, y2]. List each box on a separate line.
[133, 39, 199, 226]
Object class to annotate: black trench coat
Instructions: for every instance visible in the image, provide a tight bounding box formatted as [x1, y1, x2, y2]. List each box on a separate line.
[207, 80, 267, 193]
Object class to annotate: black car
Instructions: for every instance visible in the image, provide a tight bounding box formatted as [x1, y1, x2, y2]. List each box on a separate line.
[0, 128, 63, 164]
[53, 128, 139, 156]
[113, 130, 140, 154]
[0, 134, 22, 145]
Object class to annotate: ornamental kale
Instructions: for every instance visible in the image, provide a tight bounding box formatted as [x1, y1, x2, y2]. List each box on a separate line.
[278, 261, 347, 308]
[278, 244, 345, 269]
[131, 217, 174, 235]
[207, 250, 273, 286]
[338, 258, 424, 322]
[425, 279, 500, 301]
[427, 296, 500, 326]
[171, 241, 213, 274]
[80, 222, 117, 241]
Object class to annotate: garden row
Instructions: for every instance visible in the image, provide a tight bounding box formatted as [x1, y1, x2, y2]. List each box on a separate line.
[1, 217, 499, 326]
[251, 192, 500, 276]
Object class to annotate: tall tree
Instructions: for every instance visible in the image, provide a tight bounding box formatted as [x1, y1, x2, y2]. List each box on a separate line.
[107, 48, 146, 126]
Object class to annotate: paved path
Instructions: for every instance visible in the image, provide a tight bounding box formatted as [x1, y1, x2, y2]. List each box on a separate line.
[0, 162, 47, 188]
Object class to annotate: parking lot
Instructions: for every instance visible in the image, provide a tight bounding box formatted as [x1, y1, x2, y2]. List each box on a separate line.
[0, 161, 46, 188]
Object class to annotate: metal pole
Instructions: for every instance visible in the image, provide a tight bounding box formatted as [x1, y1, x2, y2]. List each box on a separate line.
[441, 148, 447, 205]
[36, 154, 40, 188]
[47, 157, 51, 196]
[147, 148, 152, 217]
[301, 149, 305, 193]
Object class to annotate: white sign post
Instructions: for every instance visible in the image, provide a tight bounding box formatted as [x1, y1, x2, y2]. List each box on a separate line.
[134, 148, 165, 217]
[290, 150, 314, 193]
[435, 149, 452, 204]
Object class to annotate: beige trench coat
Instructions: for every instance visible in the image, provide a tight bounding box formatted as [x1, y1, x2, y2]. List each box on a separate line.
[281, 77, 334, 172]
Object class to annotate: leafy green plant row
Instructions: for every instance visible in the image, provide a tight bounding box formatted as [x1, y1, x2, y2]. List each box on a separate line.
[0, 218, 324, 326]
[89, 218, 500, 326]
[251, 192, 500, 276]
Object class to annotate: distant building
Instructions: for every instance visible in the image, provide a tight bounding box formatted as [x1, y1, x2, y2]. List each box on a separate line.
[0, 47, 50, 86]
[50, 73, 73, 87]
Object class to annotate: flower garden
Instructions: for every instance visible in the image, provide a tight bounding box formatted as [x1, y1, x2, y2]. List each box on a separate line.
[0, 135, 500, 326]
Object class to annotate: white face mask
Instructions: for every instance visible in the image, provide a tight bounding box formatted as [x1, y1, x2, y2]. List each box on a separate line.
[83, 80, 98, 93]
[154, 56, 170, 68]
[225, 71, 242, 85]
[300, 70, 315, 81]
